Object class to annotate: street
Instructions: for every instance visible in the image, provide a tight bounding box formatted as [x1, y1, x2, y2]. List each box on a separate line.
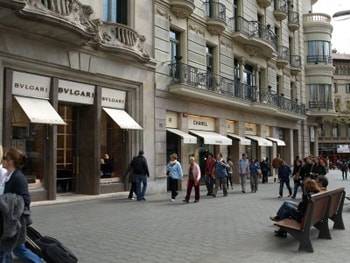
[32, 170, 350, 263]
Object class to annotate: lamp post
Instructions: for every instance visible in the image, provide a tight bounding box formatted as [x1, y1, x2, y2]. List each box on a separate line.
[333, 10, 350, 20]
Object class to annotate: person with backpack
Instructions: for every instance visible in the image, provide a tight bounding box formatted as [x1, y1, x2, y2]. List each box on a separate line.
[212, 153, 230, 197]
[0, 148, 43, 263]
[166, 153, 183, 202]
[129, 150, 150, 201]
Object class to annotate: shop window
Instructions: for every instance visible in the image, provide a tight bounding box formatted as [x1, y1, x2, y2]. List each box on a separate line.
[11, 99, 46, 188]
[100, 111, 127, 183]
[103, 0, 128, 25]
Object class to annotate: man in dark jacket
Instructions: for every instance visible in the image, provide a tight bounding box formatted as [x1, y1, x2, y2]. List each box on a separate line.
[130, 150, 150, 201]
[278, 160, 292, 198]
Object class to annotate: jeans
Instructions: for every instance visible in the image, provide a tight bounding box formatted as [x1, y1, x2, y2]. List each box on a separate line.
[169, 177, 179, 199]
[128, 182, 137, 199]
[240, 174, 247, 192]
[292, 181, 303, 198]
[279, 179, 292, 197]
[205, 175, 214, 195]
[342, 170, 348, 180]
[262, 171, 268, 183]
[136, 175, 147, 200]
[276, 201, 301, 221]
[185, 179, 200, 201]
[227, 173, 233, 188]
[250, 173, 258, 192]
[213, 177, 227, 197]
[0, 249, 12, 263]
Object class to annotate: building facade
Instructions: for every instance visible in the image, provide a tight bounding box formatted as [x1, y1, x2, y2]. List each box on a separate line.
[318, 53, 350, 157]
[153, 0, 320, 182]
[0, 0, 156, 201]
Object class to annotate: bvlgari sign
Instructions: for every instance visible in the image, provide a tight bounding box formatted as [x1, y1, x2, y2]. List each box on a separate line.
[12, 71, 51, 99]
[58, 79, 95, 104]
[101, 88, 126, 109]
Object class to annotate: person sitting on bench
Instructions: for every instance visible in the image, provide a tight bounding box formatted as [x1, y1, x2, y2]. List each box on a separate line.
[270, 179, 321, 238]
[316, 176, 328, 192]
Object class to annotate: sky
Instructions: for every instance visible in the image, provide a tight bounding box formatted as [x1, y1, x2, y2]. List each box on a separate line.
[313, 0, 350, 54]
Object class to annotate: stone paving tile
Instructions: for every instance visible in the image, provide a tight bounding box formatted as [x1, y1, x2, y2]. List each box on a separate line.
[32, 170, 350, 263]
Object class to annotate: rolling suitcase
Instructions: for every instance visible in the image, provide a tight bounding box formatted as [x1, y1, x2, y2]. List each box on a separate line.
[26, 226, 78, 263]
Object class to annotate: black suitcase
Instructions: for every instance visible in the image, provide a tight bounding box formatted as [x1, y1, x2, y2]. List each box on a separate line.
[26, 226, 78, 263]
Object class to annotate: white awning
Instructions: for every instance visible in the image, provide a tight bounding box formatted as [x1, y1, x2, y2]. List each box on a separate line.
[245, 135, 273, 147]
[14, 96, 65, 125]
[103, 108, 142, 130]
[167, 128, 197, 144]
[189, 130, 232, 145]
[266, 137, 286, 146]
[227, 134, 251, 145]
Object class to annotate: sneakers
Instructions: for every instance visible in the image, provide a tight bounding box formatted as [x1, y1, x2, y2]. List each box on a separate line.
[170, 198, 175, 202]
[182, 199, 189, 203]
[128, 197, 136, 200]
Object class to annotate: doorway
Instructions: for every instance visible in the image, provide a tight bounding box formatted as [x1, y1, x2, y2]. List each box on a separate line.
[56, 104, 78, 193]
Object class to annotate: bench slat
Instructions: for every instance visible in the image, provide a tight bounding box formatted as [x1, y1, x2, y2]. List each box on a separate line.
[274, 219, 302, 231]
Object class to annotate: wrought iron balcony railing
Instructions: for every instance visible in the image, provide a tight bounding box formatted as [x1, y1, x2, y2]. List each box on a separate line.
[169, 63, 305, 115]
[307, 55, 332, 64]
[309, 101, 333, 110]
[204, 1, 226, 22]
[230, 16, 278, 50]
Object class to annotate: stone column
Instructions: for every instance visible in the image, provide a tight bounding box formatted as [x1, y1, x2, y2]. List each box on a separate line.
[285, 129, 294, 165]
[216, 118, 227, 158]
[255, 65, 260, 101]
[179, 113, 190, 177]
[314, 126, 319, 156]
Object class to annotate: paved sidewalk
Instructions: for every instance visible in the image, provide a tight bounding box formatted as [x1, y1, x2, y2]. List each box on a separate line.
[32, 170, 350, 263]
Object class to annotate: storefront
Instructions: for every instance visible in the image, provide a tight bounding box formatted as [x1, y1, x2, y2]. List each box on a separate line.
[3, 69, 143, 200]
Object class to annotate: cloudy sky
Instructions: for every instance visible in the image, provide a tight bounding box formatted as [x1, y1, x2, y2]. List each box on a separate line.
[313, 0, 350, 54]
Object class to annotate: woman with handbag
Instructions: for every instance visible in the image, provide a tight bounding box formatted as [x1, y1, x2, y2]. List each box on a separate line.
[1, 148, 43, 263]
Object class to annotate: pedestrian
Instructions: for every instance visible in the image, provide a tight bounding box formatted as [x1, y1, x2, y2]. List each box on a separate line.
[272, 154, 283, 183]
[291, 159, 303, 199]
[126, 164, 137, 201]
[129, 150, 150, 201]
[239, 153, 250, 193]
[249, 159, 260, 193]
[260, 158, 270, 184]
[183, 156, 201, 203]
[167, 153, 183, 202]
[205, 153, 216, 196]
[278, 160, 292, 198]
[212, 153, 229, 197]
[271, 179, 321, 238]
[0, 148, 43, 263]
[227, 158, 234, 190]
[300, 157, 313, 181]
[341, 160, 348, 180]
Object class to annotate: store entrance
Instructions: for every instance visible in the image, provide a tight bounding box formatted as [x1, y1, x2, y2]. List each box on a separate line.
[56, 104, 78, 193]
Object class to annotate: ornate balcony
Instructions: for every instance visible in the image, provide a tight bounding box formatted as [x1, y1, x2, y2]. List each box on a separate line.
[290, 55, 302, 75]
[170, 0, 195, 18]
[303, 13, 333, 35]
[0, 0, 97, 44]
[230, 16, 277, 58]
[168, 62, 305, 118]
[273, 0, 288, 21]
[204, 1, 226, 35]
[288, 11, 300, 31]
[97, 22, 150, 62]
[256, 0, 272, 8]
[276, 45, 289, 68]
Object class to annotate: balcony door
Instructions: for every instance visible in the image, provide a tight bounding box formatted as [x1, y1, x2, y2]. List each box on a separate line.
[103, 0, 128, 24]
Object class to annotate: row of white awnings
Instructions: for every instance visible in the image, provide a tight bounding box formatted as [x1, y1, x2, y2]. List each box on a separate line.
[166, 128, 286, 146]
[14, 96, 143, 130]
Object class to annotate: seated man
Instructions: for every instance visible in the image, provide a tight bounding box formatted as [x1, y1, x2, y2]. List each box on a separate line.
[270, 179, 321, 238]
[316, 176, 328, 192]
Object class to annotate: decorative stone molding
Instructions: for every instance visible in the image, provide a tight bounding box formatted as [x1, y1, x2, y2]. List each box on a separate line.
[0, 0, 152, 63]
[189, 23, 205, 36]
[244, 45, 259, 57]
[97, 22, 150, 62]
[170, 0, 195, 19]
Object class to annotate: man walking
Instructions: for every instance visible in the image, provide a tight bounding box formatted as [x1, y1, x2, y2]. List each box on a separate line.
[239, 154, 250, 193]
[212, 153, 229, 197]
[278, 160, 292, 198]
[205, 153, 216, 196]
[129, 150, 150, 201]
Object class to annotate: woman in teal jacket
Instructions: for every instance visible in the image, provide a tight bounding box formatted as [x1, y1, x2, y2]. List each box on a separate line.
[167, 153, 183, 202]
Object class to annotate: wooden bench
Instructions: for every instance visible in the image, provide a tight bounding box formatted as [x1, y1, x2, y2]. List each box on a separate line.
[273, 188, 345, 252]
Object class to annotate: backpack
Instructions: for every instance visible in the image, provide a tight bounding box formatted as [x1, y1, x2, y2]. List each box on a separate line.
[26, 226, 78, 263]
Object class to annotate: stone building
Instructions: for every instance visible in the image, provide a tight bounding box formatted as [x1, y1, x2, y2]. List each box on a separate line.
[153, 0, 331, 181]
[318, 53, 350, 157]
[0, 0, 156, 200]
